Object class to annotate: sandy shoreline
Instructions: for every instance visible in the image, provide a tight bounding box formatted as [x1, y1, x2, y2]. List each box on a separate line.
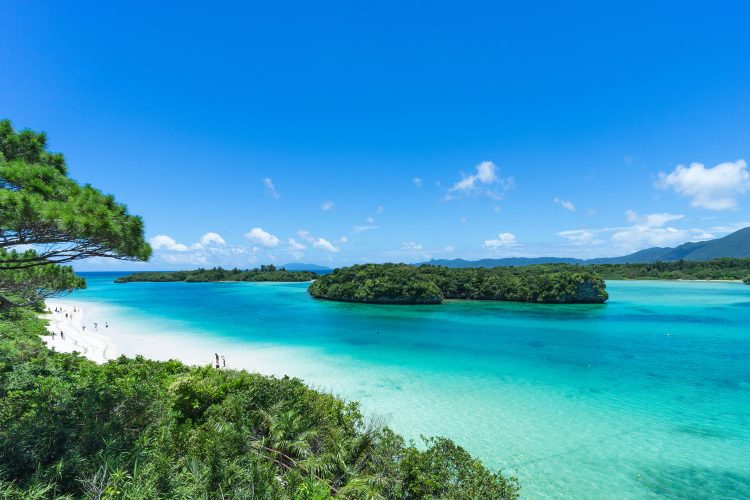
[40, 300, 327, 378]
[41, 302, 117, 363]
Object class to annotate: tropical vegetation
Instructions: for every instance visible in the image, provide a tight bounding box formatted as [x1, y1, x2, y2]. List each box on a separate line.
[585, 258, 750, 282]
[115, 265, 317, 283]
[308, 264, 608, 304]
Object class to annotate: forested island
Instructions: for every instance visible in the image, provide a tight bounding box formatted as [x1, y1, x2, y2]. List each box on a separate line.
[583, 258, 750, 282]
[308, 263, 609, 304]
[114, 265, 317, 283]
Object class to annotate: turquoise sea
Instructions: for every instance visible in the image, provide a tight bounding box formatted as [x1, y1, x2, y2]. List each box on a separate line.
[66, 274, 750, 498]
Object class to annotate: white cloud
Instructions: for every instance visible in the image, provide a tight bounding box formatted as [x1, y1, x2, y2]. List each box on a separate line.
[625, 210, 684, 227]
[150, 232, 250, 267]
[401, 241, 423, 251]
[611, 226, 690, 249]
[313, 238, 339, 252]
[609, 210, 689, 250]
[263, 177, 280, 199]
[297, 230, 339, 252]
[287, 238, 306, 251]
[443, 245, 455, 253]
[353, 224, 379, 233]
[554, 197, 576, 212]
[339, 236, 349, 244]
[321, 200, 335, 211]
[484, 232, 517, 248]
[413, 177, 423, 187]
[446, 161, 515, 201]
[150, 235, 188, 251]
[245, 227, 280, 248]
[199, 232, 226, 246]
[557, 229, 601, 246]
[656, 159, 750, 210]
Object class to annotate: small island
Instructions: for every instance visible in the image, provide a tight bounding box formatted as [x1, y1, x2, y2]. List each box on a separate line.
[115, 265, 317, 283]
[308, 263, 609, 304]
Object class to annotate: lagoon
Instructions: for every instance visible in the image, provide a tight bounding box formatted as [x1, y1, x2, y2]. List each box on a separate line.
[62, 274, 750, 498]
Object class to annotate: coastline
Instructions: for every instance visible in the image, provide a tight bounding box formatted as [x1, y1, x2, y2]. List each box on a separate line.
[40, 300, 330, 377]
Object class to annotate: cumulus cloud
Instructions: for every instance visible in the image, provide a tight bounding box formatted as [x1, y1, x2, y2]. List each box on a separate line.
[339, 236, 349, 244]
[446, 161, 515, 201]
[556, 210, 720, 254]
[321, 200, 335, 211]
[245, 227, 280, 248]
[610, 226, 691, 249]
[656, 160, 750, 210]
[150, 235, 189, 251]
[287, 238, 306, 251]
[263, 177, 280, 199]
[484, 232, 517, 248]
[199, 232, 226, 246]
[149, 232, 251, 267]
[554, 197, 576, 212]
[313, 238, 339, 252]
[297, 230, 340, 252]
[413, 177, 423, 187]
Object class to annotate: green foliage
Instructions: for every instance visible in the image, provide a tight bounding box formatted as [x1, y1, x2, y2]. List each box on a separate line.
[0, 119, 151, 310]
[585, 258, 750, 282]
[308, 264, 444, 304]
[115, 266, 318, 283]
[0, 309, 519, 498]
[309, 263, 608, 304]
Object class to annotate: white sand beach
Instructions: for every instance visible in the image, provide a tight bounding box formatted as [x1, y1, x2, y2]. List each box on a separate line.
[40, 300, 330, 379]
[41, 302, 116, 363]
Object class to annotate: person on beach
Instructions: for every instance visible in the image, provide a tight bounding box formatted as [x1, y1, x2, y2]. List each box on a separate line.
[82, 325, 86, 331]
[94, 322, 98, 330]
[221, 355, 226, 368]
[105, 322, 109, 328]
[51, 331, 56, 339]
[60, 330, 65, 340]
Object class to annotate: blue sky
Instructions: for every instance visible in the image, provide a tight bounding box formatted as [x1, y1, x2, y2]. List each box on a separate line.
[2, 1, 749, 269]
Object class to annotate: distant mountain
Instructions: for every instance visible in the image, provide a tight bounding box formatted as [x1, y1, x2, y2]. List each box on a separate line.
[282, 263, 333, 272]
[420, 227, 750, 268]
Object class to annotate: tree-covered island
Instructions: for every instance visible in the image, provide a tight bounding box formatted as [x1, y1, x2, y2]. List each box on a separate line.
[308, 263, 609, 304]
[114, 265, 318, 283]
[584, 258, 750, 282]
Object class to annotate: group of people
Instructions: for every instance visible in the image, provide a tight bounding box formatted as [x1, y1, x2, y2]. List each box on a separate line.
[214, 353, 226, 369]
[49, 305, 109, 338]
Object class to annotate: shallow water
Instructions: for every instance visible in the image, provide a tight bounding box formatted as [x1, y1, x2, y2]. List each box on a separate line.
[66, 274, 750, 498]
